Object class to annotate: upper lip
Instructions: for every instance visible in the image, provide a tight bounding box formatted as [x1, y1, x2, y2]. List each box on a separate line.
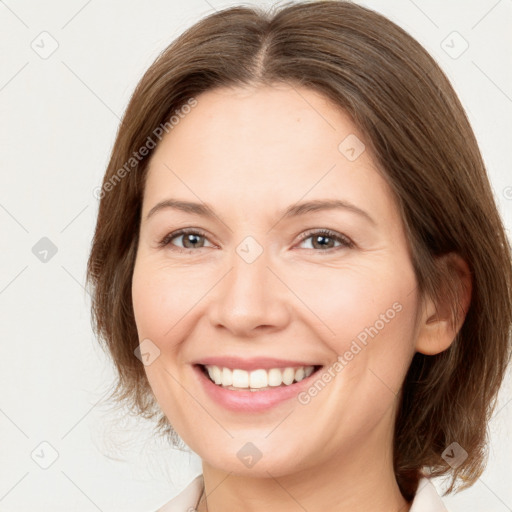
[194, 356, 322, 371]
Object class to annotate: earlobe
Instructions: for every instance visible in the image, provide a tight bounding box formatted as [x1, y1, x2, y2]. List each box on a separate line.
[415, 253, 472, 356]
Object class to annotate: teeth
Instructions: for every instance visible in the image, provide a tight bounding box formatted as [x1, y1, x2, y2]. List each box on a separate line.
[249, 369, 268, 389]
[232, 369, 249, 388]
[208, 365, 222, 385]
[204, 365, 317, 390]
[268, 368, 283, 387]
[295, 367, 305, 382]
[222, 367, 232, 386]
[282, 367, 295, 385]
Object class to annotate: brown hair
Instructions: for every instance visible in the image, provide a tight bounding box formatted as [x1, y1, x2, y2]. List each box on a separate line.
[86, 0, 512, 500]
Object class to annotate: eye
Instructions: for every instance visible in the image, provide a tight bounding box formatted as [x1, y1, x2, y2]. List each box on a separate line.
[158, 228, 354, 253]
[158, 228, 214, 252]
[296, 229, 354, 252]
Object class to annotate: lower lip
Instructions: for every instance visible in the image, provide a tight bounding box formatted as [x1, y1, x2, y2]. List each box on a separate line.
[193, 364, 321, 412]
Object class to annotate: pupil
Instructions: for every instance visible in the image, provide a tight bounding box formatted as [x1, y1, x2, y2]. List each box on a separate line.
[314, 235, 332, 249]
[184, 234, 202, 248]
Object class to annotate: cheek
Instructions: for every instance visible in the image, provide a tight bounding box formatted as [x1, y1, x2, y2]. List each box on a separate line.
[293, 262, 414, 334]
[131, 260, 202, 344]
[132, 264, 161, 340]
[288, 259, 419, 382]
[131, 260, 199, 426]
[289, 264, 419, 436]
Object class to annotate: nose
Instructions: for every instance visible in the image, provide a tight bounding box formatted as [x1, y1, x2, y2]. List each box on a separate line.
[207, 247, 291, 338]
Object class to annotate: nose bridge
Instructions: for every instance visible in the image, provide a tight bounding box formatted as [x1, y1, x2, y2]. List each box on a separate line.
[209, 239, 290, 335]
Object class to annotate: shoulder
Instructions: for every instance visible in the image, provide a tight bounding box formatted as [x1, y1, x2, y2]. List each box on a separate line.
[409, 477, 449, 512]
[155, 474, 204, 512]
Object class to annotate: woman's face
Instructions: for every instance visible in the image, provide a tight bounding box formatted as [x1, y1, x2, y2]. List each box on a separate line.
[132, 84, 422, 477]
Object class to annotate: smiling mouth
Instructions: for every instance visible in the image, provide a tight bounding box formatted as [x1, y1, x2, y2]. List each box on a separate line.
[197, 364, 323, 391]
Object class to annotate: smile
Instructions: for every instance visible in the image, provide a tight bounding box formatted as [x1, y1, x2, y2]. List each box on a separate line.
[193, 362, 323, 412]
[202, 364, 317, 391]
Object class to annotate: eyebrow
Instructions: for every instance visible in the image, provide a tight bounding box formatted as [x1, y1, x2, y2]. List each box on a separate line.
[145, 198, 376, 226]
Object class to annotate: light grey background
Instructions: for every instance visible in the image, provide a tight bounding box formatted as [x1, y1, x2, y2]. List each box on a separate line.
[0, 0, 511, 510]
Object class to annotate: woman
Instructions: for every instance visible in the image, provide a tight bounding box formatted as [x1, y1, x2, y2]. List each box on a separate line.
[86, 1, 512, 510]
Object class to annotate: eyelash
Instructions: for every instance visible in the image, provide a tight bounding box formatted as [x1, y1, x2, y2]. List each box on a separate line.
[158, 228, 354, 254]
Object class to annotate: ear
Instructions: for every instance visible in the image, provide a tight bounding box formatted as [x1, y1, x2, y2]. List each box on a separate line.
[415, 253, 472, 355]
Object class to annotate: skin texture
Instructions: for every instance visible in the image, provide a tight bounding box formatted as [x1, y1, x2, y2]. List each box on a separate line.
[131, 84, 471, 512]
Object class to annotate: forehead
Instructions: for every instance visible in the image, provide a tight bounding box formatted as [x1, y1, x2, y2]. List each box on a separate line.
[162, 84, 362, 162]
[142, 84, 399, 227]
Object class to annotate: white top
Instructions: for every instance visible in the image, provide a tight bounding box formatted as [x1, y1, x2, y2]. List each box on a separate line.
[156, 474, 449, 511]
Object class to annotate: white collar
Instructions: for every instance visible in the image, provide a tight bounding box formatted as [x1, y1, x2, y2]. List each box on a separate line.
[410, 477, 449, 512]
